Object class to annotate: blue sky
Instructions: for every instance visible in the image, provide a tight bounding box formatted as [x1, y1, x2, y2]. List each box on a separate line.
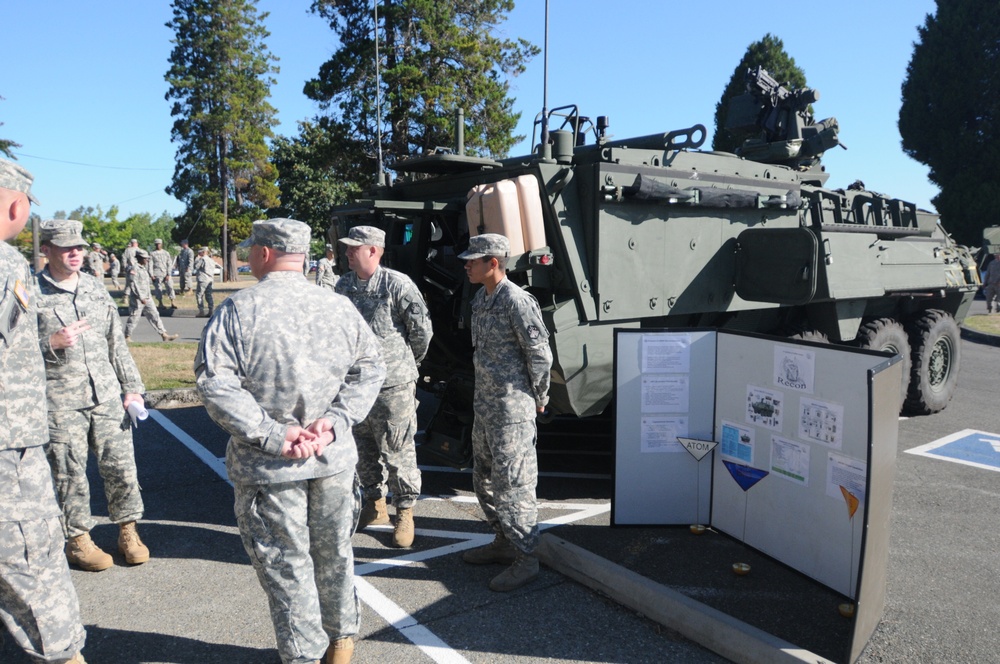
[3, 0, 938, 220]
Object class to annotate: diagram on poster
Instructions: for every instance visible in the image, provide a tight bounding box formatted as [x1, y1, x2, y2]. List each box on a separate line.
[774, 345, 815, 393]
[799, 397, 844, 449]
[721, 420, 755, 464]
[770, 435, 810, 486]
[641, 334, 691, 373]
[640, 416, 688, 453]
[641, 375, 689, 413]
[827, 451, 867, 516]
[746, 385, 783, 430]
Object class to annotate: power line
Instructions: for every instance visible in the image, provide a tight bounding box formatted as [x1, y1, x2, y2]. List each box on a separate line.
[13, 151, 171, 172]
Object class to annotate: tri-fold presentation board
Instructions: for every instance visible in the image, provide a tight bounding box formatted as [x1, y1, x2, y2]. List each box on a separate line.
[612, 328, 902, 663]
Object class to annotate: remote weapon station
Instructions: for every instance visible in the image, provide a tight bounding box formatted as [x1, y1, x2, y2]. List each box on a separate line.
[330, 66, 978, 467]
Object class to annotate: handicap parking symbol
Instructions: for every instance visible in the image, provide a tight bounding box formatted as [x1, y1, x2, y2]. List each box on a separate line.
[905, 429, 1000, 473]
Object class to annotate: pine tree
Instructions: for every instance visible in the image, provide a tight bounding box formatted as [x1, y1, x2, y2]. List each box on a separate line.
[303, 0, 538, 187]
[165, 0, 280, 279]
[1, 96, 21, 159]
[899, 0, 1000, 246]
[712, 34, 806, 153]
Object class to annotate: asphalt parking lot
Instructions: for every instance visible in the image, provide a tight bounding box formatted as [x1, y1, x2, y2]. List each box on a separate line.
[2, 300, 999, 663]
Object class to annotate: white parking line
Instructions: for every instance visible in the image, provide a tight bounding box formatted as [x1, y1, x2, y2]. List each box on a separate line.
[151, 408, 611, 663]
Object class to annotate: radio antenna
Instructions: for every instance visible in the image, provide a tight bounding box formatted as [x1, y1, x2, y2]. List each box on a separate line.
[540, 0, 550, 156]
[373, 0, 386, 186]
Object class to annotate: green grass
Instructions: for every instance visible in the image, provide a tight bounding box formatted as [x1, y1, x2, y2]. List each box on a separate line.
[962, 314, 1000, 336]
[129, 342, 199, 390]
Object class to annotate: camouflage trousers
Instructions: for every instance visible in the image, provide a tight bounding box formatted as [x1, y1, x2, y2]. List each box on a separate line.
[195, 281, 214, 313]
[110, 272, 120, 289]
[46, 399, 144, 538]
[354, 381, 421, 509]
[178, 269, 192, 293]
[0, 446, 87, 662]
[234, 470, 360, 664]
[471, 417, 539, 554]
[152, 275, 175, 304]
[124, 297, 167, 337]
[985, 283, 1000, 312]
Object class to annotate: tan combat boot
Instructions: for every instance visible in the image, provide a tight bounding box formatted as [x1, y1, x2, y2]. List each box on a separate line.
[462, 533, 516, 565]
[161, 332, 179, 341]
[392, 507, 414, 548]
[66, 653, 87, 663]
[324, 636, 353, 664]
[357, 498, 389, 528]
[489, 549, 539, 592]
[66, 533, 113, 572]
[118, 521, 150, 564]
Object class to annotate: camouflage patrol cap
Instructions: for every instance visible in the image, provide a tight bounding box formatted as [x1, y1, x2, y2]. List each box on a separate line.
[135, 249, 150, 260]
[154, 238, 163, 245]
[0, 157, 40, 204]
[458, 233, 510, 260]
[39, 220, 87, 248]
[325, 243, 334, 251]
[339, 225, 385, 248]
[92, 242, 101, 249]
[239, 218, 311, 254]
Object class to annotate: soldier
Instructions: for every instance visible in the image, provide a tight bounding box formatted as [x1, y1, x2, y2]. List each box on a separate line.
[337, 226, 432, 548]
[196, 218, 385, 664]
[121, 238, 139, 295]
[85, 242, 104, 278]
[316, 243, 338, 290]
[123, 249, 180, 342]
[177, 238, 194, 293]
[984, 253, 1000, 313]
[458, 233, 552, 592]
[150, 238, 177, 308]
[193, 246, 215, 316]
[35, 220, 150, 572]
[0, 158, 87, 663]
[108, 252, 121, 289]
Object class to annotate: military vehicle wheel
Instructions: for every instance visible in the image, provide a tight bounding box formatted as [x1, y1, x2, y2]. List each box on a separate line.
[853, 318, 911, 409]
[904, 310, 960, 415]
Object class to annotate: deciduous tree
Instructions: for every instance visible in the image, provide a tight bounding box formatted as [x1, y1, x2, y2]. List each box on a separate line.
[899, 0, 1000, 246]
[165, 0, 280, 279]
[712, 34, 806, 153]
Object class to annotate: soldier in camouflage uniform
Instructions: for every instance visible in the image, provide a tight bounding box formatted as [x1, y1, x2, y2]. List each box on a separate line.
[176, 238, 194, 294]
[150, 238, 177, 308]
[458, 233, 552, 592]
[108, 252, 121, 289]
[193, 246, 215, 316]
[337, 226, 432, 548]
[85, 242, 104, 279]
[316, 243, 338, 290]
[123, 250, 179, 342]
[196, 218, 386, 664]
[0, 159, 87, 663]
[121, 238, 139, 295]
[36, 220, 151, 573]
[983, 253, 1000, 313]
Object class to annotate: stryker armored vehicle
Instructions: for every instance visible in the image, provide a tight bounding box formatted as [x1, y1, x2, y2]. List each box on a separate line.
[330, 67, 978, 464]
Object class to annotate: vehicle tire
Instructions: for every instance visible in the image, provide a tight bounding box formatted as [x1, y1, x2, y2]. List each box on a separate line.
[904, 309, 961, 415]
[853, 318, 911, 410]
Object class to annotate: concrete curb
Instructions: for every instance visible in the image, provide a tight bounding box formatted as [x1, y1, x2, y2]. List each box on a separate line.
[535, 534, 835, 664]
[960, 325, 1000, 347]
[144, 388, 201, 408]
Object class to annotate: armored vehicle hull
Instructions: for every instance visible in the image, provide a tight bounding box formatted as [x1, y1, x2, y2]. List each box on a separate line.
[331, 77, 977, 464]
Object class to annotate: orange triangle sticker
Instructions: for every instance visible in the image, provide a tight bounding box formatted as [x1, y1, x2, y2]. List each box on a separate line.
[840, 485, 859, 519]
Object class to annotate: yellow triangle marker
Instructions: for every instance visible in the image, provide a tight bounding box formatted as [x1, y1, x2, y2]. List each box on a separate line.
[840, 485, 860, 519]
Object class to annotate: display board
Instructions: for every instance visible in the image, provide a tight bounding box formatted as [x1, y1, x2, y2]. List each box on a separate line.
[710, 332, 900, 598]
[613, 328, 900, 596]
[612, 329, 717, 525]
